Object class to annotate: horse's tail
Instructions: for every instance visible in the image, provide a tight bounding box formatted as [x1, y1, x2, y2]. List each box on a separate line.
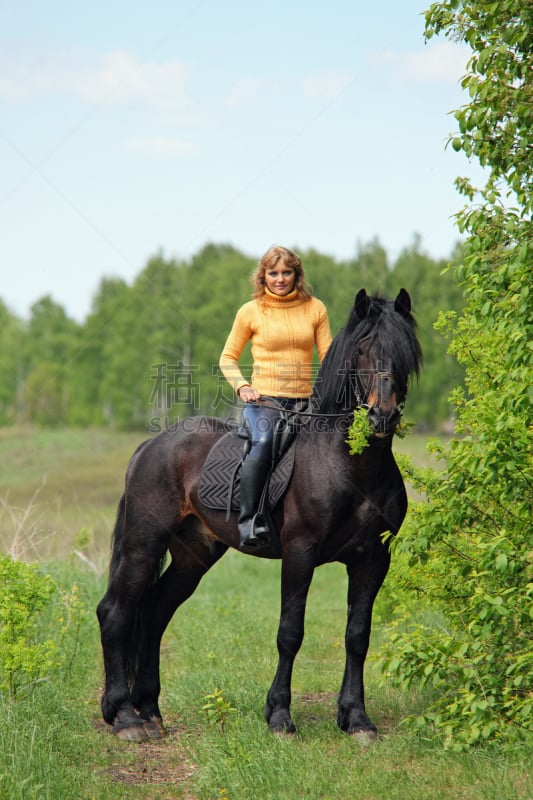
[106, 493, 126, 584]
[106, 438, 151, 584]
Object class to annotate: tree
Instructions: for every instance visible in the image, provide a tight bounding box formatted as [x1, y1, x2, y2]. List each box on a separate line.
[99, 255, 187, 429]
[67, 277, 130, 426]
[384, 0, 533, 748]
[186, 243, 255, 418]
[23, 297, 79, 426]
[390, 237, 464, 428]
[0, 301, 25, 425]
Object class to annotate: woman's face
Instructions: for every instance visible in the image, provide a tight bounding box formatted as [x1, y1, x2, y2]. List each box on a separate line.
[264, 261, 296, 296]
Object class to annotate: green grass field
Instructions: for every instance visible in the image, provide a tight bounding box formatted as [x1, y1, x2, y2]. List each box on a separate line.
[0, 426, 141, 564]
[0, 427, 531, 799]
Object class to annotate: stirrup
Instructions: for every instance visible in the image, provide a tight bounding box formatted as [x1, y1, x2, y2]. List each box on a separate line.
[239, 513, 271, 551]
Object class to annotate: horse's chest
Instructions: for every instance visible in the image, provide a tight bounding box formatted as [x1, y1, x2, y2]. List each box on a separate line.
[353, 478, 406, 533]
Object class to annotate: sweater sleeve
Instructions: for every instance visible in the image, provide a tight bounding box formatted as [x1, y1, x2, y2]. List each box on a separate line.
[314, 300, 333, 361]
[219, 305, 253, 394]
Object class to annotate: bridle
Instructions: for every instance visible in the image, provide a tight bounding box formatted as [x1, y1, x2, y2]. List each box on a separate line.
[242, 368, 404, 420]
[251, 399, 356, 419]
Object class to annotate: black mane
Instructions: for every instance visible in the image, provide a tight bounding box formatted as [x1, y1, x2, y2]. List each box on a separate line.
[312, 292, 422, 415]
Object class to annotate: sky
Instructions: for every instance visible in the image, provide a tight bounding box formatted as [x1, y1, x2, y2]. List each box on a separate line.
[1, 0, 480, 322]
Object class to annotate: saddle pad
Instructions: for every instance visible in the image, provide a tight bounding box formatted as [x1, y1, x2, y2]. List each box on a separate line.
[198, 430, 295, 513]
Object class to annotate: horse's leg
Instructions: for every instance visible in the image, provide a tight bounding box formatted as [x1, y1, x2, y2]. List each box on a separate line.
[132, 538, 228, 739]
[337, 541, 390, 738]
[264, 548, 315, 734]
[97, 540, 169, 741]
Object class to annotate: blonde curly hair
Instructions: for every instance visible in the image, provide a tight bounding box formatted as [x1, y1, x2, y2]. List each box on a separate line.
[251, 245, 312, 301]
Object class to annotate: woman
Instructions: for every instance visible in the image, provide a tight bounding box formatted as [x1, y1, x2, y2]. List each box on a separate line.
[219, 245, 332, 552]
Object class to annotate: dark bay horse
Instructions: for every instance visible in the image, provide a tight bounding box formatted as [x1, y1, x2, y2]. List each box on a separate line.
[97, 288, 422, 742]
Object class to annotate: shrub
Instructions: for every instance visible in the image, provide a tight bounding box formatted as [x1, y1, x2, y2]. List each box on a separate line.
[380, 0, 533, 749]
[0, 556, 60, 701]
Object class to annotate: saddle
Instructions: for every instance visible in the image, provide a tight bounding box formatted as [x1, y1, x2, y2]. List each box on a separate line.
[198, 411, 299, 520]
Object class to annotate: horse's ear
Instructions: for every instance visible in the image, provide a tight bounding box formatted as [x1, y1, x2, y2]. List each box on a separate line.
[394, 288, 411, 316]
[354, 289, 370, 319]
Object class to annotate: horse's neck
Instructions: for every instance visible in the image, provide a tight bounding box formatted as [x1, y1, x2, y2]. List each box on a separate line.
[308, 424, 394, 464]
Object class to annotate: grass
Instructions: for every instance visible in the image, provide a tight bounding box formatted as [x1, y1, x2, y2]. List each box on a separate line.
[0, 426, 141, 562]
[0, 426, 531, 799]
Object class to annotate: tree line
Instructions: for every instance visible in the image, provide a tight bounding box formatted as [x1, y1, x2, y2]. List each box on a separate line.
[0, 237, 464, 430]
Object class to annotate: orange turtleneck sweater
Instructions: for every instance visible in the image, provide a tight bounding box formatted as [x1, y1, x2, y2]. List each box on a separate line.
[219, 288, 332, 398]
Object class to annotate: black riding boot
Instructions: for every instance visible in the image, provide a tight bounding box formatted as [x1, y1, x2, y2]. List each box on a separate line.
[238, 456, 272, 552]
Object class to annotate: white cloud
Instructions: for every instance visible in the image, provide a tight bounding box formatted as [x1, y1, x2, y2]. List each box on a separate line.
[371, 41, 469, 84]
[302, 71, 353, 100]
[226, 77, 274, 109]
[73, 50, 188, 108]
[0, 49, 189, 108]
[125, 136, 198, 156]
[224, 71, 352, 110]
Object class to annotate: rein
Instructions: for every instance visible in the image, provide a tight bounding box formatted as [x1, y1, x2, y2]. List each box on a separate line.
[239, 398, 400, 446]
[246, 368, 400, 420]
[248, 397, 366, 419]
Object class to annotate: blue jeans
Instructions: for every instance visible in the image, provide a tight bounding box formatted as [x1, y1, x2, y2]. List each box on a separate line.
[241, 397, 301, 466]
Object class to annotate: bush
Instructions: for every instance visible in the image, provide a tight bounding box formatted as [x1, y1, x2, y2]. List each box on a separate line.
[0, 556, 59, 701]
[380, 0, 533, 749]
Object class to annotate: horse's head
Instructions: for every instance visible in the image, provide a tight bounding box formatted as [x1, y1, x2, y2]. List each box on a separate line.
[350, 288, 421, 437]
[313, 288, 422, 437]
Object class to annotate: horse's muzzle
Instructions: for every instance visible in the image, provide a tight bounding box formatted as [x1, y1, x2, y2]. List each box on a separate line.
[367, 406, 401, 437]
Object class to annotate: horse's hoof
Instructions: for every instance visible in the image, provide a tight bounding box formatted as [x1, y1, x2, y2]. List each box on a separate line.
[352, 729, 379, 746]
[272, 725, 297, 737]
[114, 724, 149, 742]
[267, 711, 297, 735]
[143, 718, 167, 739]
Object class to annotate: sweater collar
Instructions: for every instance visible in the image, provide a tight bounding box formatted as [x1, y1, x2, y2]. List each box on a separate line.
[262, 287, 302, 308]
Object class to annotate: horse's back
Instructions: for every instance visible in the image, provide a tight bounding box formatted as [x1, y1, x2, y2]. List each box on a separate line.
[124, 416, 231, 509]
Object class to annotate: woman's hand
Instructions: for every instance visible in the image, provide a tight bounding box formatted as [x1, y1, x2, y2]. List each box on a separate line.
[238, 385, 260, 403]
